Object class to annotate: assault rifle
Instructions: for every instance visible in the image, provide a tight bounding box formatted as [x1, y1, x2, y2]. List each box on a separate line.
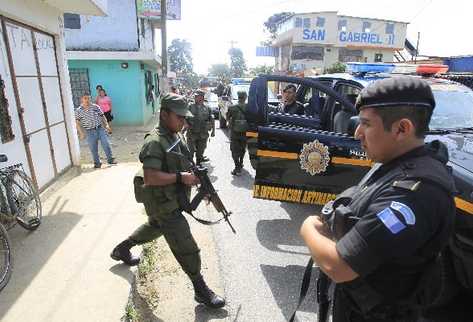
[167, 138, 236, 233]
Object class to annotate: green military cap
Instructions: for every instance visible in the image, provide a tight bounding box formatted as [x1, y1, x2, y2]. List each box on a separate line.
[194, 89, 205, 96]
[237, 91, 247, 99]
[161, 93, 193, 117]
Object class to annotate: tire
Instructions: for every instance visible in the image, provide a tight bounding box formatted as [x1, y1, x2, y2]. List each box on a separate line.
[219, 112, 227, 129]
[0, 223, 12, 292]
[9, 170, 42, 231]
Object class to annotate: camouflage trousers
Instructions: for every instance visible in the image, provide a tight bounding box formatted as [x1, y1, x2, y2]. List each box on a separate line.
[129, 208, 201, 280]
[187, 133, 209, 162]
[230, 133, 247, 166]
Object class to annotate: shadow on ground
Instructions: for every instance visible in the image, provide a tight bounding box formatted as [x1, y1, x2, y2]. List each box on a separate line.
[230, 168, 253, 189]
[194, 305, 229, 322]
[260, 264, 319, 321]
[0, 197, 81, 320]
[256, 202, 318, 256]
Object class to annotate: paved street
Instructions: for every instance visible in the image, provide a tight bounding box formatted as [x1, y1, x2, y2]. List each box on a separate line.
[202, 126, 321, 322]
[0, 163, 143, 322]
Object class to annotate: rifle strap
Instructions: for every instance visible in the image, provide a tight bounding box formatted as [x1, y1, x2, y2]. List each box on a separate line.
[289, 258, 315, 322]
[183, 209, 225, 226]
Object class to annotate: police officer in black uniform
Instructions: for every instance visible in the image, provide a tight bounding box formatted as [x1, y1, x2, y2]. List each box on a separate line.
[300, 76, 456, 322]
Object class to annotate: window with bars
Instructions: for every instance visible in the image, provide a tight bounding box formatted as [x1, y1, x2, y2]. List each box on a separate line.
[362, 21, 371, 33]
[339, 48, 363, 62]
[69, 68, 91, 108]
[294, 17, 302, 28]
[0, 76, 14, 143]
[385, 23, 394, 34]
[316, 17, 325, 28]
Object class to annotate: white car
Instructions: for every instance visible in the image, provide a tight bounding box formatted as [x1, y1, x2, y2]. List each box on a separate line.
[205, 91, 219, 119]
[218, 83, 278, 128]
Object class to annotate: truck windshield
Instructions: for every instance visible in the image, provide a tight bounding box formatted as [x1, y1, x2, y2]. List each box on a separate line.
[430, 84, 473, 130]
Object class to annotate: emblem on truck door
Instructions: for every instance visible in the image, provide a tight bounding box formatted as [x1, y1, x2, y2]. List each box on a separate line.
[299, 140, 330, 175]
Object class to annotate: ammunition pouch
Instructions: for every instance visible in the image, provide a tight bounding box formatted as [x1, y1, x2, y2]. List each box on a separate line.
[321, 186, 359, 240]
[133, 169, 145, 203]
[232, 119, 248, 133]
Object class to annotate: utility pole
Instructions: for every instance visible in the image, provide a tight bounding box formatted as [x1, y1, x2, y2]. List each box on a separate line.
[161, 0, 167, 77]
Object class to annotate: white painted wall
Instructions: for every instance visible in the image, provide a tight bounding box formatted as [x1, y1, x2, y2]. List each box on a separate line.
[65, 0, 139, 51]
[0, 0, 63, 34]
[274, 12, 407, 73]
[0, 0, 81, 181]
[139, 19, 155, 54]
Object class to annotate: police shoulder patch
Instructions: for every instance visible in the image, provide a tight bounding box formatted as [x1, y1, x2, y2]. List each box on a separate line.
[376, 207, 406, 234]
[390, 201, 416, 225]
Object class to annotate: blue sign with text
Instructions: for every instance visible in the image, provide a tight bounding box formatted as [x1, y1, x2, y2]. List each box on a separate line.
[302, 29, 326, 41]
[339, 31, 395, 45]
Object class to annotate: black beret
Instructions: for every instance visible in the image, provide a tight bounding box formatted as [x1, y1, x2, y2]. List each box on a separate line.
[355, 76, 435, 111]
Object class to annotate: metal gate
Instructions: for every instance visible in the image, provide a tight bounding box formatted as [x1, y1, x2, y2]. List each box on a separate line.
[0, 17, 72, 189]
[69, 68, 90, 108]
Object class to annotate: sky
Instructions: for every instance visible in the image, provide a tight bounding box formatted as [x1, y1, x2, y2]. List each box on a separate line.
[164, 0, 472, 74]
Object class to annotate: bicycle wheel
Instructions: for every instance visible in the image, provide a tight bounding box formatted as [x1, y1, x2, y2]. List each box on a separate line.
[0, 223, 12, 292]
[8, 170, 42, 231]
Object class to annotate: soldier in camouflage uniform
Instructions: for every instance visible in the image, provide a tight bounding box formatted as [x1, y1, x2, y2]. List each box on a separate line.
[227, 91, 248, 175]
[187, 89, 214, 165]
[110, 94, 225, 308]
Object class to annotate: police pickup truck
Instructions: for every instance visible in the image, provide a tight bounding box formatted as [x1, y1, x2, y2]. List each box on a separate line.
[246, 63, 473, 297]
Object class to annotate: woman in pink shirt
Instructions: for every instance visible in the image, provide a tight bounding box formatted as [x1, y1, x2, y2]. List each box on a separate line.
[96, 89, 114, 130]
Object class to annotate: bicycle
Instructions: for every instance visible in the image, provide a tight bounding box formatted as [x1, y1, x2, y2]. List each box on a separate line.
[0, 154, 42, 291]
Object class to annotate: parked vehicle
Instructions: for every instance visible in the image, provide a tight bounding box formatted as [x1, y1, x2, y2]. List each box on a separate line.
[246, 62, 473, 309]
[246, 63, 473, 209]
[218, 78, 279, 128]
[205, 91, 220, 119]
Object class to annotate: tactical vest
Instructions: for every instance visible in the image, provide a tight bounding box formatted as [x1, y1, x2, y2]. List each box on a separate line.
[189, 104, 211, 134]
[229, 103, 248, 133]
[325, 141, 456, 316]
[134, 131, 192, 216]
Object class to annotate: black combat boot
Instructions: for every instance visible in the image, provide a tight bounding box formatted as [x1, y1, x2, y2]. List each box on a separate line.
[192, 275, 225, 308]
[110, 239, 141, 266]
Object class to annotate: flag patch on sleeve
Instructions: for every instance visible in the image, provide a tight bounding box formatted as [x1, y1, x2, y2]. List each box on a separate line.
[376, 207, 406, 234]
[390, 201, 416, 225]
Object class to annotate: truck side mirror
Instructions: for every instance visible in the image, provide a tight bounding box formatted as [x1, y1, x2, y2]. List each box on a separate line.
[347, 116, 360, 137]
[277, 94, 282, 100]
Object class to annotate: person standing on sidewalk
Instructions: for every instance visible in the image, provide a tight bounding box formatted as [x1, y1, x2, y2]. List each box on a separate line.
[75, 95, 116, 168]
[96, 89, 114, 131]
[110, 94, 225, 309]
[227, 91, 248, 175]
[186, 89, 213, 165]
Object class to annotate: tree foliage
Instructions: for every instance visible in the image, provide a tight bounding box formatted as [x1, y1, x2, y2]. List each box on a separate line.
[249, 64, 274, 76]
[263, 12, 294, 42]
[228, 48, 247, 78]
[325, 62, 346, 74]
[208, 64, 232, 82]
[167, 38, 194, 75]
